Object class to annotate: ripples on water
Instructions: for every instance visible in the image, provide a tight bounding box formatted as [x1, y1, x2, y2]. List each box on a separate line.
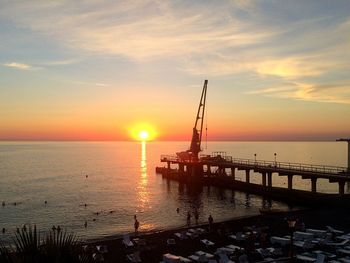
[0, 141, 347, 242]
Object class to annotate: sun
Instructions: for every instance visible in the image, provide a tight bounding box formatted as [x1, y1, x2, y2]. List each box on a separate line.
[129, 123, 157, 141]
[139, 130, 149, 140]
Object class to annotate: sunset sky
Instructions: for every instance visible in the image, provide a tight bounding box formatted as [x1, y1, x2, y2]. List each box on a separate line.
[1, 0, 349, 141]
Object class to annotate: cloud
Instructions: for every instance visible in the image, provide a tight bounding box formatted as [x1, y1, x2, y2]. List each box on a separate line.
[3, 62, 34, 70]
[3, 59, 79, 70]
[39, 59, 81, 66]
[0, 1, 276, 61]
[254, 57, 325, 78]
[1, 1, 349, 106]
[229, 0, 256, 11]
[247, 81, 350, 104]
[95, 83, 110, 87]
[71, 80, 110, 87]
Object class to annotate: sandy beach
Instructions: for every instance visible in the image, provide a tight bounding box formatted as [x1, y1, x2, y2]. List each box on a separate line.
[84, 207, 350, 262]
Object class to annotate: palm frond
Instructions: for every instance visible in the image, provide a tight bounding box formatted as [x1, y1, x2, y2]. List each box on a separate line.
[0, 242, 15, 263]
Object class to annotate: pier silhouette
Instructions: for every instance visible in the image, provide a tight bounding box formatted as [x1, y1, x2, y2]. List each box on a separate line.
[156, 81, 350, 206]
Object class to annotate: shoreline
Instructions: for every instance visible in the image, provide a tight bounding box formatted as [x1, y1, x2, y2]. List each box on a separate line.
[84, 206, 306, 244]
[84, 208, 318, 262]
[84, 212, 267, 244]
[83, 207, 350, 262]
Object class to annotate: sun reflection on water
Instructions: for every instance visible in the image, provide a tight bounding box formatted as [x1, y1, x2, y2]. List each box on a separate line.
[137, 141, 150, 212]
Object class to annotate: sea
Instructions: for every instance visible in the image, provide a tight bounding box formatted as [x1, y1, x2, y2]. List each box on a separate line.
[0, 141, 348, 243]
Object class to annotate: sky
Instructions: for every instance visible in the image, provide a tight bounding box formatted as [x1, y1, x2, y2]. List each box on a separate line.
[0, 0, 349, 141]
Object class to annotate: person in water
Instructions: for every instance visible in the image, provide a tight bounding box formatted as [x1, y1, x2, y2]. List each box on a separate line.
[187, 211, 191, 226]
[134, 219, 140, 234]
[208, 214, 213, 232]
[194, 209, 199, 225]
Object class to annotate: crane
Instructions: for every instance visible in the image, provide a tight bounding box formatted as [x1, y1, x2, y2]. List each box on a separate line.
[177, 80, 208, 162]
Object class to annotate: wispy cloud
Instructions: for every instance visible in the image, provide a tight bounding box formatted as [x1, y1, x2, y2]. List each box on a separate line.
[1, 1, 349, 105]
[254, 57, 325, 78]
[3, 59, 79, 70]
[3, 62, 34, 70]
[247, 81, 350, 104]
[71, 80, 110, 87]
[39, 58, 81, 66]
[0, 1, 276, 61]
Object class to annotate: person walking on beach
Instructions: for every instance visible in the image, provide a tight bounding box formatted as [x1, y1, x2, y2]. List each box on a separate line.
[208, 214, 213, 232]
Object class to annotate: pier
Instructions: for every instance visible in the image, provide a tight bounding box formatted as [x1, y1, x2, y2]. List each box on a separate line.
[156, 80, 350, 206]
[156, 152, 350, 206]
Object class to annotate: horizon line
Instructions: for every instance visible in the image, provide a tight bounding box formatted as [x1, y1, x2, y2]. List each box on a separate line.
[0, 139, 342, 142]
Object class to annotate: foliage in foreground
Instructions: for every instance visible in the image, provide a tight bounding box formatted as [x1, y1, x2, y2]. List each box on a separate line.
[0, 225, 92, 263]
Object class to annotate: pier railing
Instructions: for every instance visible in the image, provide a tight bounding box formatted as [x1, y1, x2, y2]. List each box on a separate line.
[229, 157, 348, 175]
[161, 154, 349, 175]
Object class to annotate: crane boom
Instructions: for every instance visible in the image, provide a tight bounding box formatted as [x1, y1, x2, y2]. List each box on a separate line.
[176, 80, 208, 162]
[189, 80, 208, 159]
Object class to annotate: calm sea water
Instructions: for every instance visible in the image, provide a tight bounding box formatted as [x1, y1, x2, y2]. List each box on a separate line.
[0, 141, 348, 242]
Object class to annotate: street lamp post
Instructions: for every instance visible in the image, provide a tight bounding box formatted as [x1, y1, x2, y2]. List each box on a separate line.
[336, 139, 350, 173]
[287, 218, 296, 262]
[274, 153, 277, 166]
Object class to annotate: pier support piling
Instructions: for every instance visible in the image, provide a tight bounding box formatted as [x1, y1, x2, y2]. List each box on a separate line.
[288, 175, 293, 190]
[179, 164, 184, 173]
[348, 141, 350, 172]
[267, 172, 272, 187]
[167, 162, 171, 169]
[262, 172, 267, 187]
[311, 178, 317, 193]
[245, 170, 250, 183]
[207, 165, 211, 177]
[339, 181, 345, 195]
[231, 167, 235, 180]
